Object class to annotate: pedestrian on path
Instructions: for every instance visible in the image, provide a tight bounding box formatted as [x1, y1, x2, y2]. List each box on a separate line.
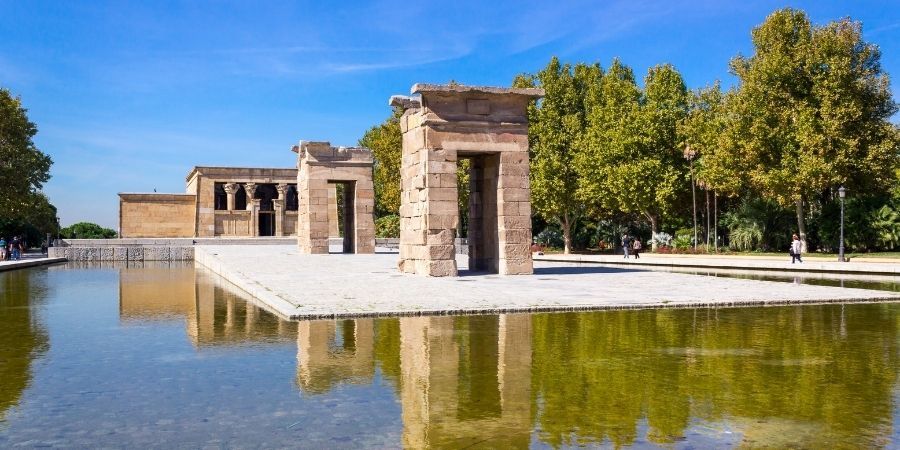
[0, 237, 6, 261]
[632, 237, 642, 259]
[622, 234, 630, 259]
[10, 236, 21, 261]
[790, 234, 803, 264]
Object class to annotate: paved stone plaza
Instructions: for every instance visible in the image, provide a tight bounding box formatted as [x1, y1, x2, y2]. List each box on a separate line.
[194, 245, 900, 319]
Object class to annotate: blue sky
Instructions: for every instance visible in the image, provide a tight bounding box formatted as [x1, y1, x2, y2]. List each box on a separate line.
[2, 1, 898, 229]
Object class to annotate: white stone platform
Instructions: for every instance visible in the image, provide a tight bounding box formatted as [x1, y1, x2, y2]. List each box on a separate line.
[193, 245, 900, 320]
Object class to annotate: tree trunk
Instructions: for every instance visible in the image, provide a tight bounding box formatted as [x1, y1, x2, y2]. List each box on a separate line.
[714, 191, 718, 253]
[795, 198, 808, 253]
[645, 211, 659, 252]
[705, 189, 711, 247]
[561, 213, 572, 255]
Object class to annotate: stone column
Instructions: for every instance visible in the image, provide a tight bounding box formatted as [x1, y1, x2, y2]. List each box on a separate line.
[223, 182, 239, 211]
[244, 183, 259, 237]
[274, 183, 288, 236]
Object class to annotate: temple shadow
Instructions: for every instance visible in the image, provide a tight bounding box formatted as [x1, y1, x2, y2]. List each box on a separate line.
[533, 265, 645, 275]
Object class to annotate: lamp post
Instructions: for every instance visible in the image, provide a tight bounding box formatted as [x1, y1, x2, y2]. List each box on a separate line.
[838, 186, 846, 262]
[684, 145, 698, 250]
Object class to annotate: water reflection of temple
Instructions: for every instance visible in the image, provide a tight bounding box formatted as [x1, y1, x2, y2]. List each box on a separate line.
[118, 264, 297, 347]
[294, 315, 533, 447]
[118, 267, 900, 448]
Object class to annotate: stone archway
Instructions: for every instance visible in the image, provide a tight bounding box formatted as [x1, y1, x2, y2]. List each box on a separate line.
[390, 84, 544, 276]
[293, 141, 376, 254]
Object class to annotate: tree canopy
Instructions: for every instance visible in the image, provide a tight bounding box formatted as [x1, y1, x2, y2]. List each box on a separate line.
[60, 222, 117, 239]
[0, 88, 52, 214]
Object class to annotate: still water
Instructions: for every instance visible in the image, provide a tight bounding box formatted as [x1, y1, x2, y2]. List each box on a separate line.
[1, 263, 899, 448]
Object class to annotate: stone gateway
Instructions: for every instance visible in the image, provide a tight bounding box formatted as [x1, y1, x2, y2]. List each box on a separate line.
[390, 84, 544, 276]
[293, 141, 376, 254]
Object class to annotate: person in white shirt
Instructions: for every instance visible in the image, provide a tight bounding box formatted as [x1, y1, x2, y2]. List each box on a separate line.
[790, 234, 803, 264]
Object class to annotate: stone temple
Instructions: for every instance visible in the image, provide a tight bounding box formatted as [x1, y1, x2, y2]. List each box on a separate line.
[390, 84, 544, 276]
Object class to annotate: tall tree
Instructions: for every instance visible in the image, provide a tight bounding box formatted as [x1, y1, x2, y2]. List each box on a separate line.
[728, 8, 899, 251]
[0, 88, 52, 214]
[682, 83, 743, 196]
[514, 57, 598, 253]
[577, 61, 688, 249]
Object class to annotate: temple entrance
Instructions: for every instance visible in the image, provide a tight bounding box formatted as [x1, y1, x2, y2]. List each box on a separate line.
[460, 154, 499, 273]
[294, 140, 375, 254]
[330, 181, 356, 253]
[258, 212, 275, 236]
[392, 84, 542, 276]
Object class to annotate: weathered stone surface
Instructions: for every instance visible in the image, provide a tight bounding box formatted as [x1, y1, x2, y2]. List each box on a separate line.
[113, 247, 129, 261]
[394, 84, 541, 276]
[295, 141, 376, 254]
[127, 247, 144, 261]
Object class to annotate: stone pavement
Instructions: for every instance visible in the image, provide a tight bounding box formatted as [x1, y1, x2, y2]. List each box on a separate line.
[0, 253, 67, 272]
[194, 245, 900, 320]
[535, 253, 900, 275]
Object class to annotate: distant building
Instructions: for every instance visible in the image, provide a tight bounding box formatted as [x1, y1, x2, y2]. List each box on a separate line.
[118, 166, 338, 238]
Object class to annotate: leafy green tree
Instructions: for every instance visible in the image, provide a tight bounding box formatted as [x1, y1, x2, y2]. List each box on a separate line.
[683, 83, 743, 196]
[514, 57, 598, 253]
[0, 192, 57, 245]
[59, 222, 117, 239]
[727, 8, 899, 251]
[359, 109, 403, 217]
[0, 88, 52, 214]
[577, 61, 689, 249]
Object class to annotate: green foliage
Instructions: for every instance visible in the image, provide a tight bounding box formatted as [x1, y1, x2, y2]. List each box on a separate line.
[60, 222, 117, 239]
[724, 8, 900, 245]
[575, 61, 689, 244]
[0, 88, 53, 214]
[872, 204, 900, 250]
[0, 192, 57, 246]
[514, 57, 597, 253]
[359, 109, 403, 217]
[374, 214, 400, 238]
[720, 197, 794, 251]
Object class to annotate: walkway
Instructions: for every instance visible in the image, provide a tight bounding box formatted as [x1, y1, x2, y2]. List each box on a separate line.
[535, 252, 900, 275]
[195, 245, 900, 320]
[0, 253, 67, 272]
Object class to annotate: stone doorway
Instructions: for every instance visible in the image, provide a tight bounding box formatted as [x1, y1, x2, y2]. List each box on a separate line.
[391, 84, 543, 276]
[293, 141, 376, 254]
[258, 212, 275, 236]
[460, 153, 500, 273]
[330, 181, 356, 254]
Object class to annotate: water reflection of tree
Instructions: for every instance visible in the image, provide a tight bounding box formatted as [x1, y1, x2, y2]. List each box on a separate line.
[530, 305, 899, 447]
[0, 270, 49, 421]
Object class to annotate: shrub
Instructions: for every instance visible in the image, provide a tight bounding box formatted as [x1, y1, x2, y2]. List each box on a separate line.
[375, 215, 400, 238]
[535, 228, 564, 248]
[650, 232, 673, 248]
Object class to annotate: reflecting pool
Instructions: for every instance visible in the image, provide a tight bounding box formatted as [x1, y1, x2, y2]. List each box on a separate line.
[1, 263, 899, 448]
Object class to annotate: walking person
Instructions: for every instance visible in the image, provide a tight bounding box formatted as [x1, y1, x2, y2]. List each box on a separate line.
[0, 237, 6, 261]
[790, 233, 803, 264]
[632, 237, 642, 259]
[10, 236, 21, 261]
[622, 234, 630, 259]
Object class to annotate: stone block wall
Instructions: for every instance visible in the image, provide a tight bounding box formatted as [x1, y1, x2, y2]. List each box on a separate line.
[49, 246, 195, 261]
[119, 194, 196, 238]
[391, 84, 543, 276]
[294, 141, 376, 254]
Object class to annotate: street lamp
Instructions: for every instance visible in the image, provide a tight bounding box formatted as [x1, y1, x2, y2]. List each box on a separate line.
[838, 186, 846, 262]
[684, 145, 698, 250]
